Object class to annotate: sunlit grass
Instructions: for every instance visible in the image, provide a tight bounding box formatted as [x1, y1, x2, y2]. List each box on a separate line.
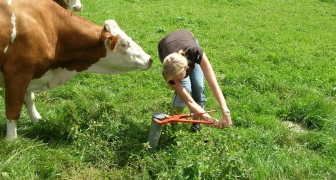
[1, 0, 336, 179]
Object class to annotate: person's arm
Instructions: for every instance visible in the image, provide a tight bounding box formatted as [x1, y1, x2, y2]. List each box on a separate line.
[170, 83, 219, 124]
[199, 52, 232, 128]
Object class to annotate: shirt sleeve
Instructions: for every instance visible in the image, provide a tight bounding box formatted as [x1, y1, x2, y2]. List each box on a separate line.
[185, 46, 204, 64]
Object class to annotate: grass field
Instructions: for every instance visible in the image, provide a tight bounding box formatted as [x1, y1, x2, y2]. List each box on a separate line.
[1, 0, 336, 179]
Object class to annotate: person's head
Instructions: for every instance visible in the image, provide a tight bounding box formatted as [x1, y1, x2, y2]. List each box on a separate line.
[163, 50, 188, 85]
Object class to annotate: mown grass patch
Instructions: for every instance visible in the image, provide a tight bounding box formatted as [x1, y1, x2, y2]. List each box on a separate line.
[1, 0, 335, 179]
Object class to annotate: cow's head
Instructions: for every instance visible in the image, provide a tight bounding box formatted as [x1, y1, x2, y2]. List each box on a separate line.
[99, 20, 153, 73]
[64, 0, 83, 12]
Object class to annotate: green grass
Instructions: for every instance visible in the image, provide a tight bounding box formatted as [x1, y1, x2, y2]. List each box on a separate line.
[1, 0, 336, 179]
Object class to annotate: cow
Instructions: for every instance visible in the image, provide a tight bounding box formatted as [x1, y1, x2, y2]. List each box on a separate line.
[53, 0, 83, 12]
[0, 0, 153, 139]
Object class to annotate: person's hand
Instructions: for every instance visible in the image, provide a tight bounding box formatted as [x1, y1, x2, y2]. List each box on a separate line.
[218, 113, 232, 128]
[203, 113, 232, 128]
[203, 116, 219, 126]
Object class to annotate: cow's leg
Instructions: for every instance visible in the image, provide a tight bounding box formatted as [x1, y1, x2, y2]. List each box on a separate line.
[6, 91, 40, 140]
[24, 92, 42, 124]
[5, 98, 23, 140]
[6, 119, 18, 140]
[5, 93, 26, 139]
[4, 71, 33, 139]
[5, 97, 23, 140]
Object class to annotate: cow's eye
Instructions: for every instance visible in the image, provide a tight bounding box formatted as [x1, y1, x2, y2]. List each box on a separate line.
[121, 41, 130, 47]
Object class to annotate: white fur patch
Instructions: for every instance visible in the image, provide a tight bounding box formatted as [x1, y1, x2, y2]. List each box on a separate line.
[6, 119, 17, 139]
[67, 0, 83, 11]
[26, 68, 78, 92]
[7, 0, 12, 5]
[104, 20, 120, 36]
[4, 13, 17, 52]
[4, 45, 9, 53]
[24, 92, 42, 124]
[11, 13, 17, 43]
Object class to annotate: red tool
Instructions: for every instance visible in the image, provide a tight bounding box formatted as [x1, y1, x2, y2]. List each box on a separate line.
[153, 110, 216, 125]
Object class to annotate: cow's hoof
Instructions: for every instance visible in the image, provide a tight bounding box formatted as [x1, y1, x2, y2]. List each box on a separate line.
[5, 135, 17, 141]
[31, 117, 42, 125]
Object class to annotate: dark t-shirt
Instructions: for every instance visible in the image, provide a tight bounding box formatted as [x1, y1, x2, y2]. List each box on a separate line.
[158, 29, 204, 78]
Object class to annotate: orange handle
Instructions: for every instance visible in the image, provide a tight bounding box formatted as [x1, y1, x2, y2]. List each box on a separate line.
[153, 110, 216, 125]
[155, 119, 213, 125]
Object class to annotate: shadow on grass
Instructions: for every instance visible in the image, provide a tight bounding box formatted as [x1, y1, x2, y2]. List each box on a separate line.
[6, 106, 154, 169]
[0, 100, 194, 171]
[21, 119, 74, 144]
[110, 113, 150, 167]
[0, 117, 72, 144]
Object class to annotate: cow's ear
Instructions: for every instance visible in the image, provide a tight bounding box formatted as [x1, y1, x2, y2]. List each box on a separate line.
[104, 20, 120, 32]
[107, 35, 120, 51]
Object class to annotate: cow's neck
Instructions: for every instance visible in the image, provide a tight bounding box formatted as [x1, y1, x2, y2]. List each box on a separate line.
[53, 10, 107, 73]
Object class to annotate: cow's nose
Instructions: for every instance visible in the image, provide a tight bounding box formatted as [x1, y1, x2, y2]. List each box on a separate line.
[73, 5, 83, 11]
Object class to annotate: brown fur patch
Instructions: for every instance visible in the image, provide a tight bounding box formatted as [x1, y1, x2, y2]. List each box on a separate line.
[107, 35, 120, 51]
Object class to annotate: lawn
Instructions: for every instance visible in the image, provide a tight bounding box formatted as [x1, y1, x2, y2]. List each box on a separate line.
[1, 0, 335, 179]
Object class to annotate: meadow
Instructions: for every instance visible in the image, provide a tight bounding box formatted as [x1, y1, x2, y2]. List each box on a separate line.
[1, 0, 336, 179]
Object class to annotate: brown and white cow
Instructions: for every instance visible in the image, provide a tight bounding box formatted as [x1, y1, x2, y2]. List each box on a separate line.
[54, 0, 83, 11]
[0, 0, 153, 139]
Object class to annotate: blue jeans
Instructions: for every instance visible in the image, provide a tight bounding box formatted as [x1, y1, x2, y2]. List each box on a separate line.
[159, 39, 206, 108]
[172, 64, 206, 108]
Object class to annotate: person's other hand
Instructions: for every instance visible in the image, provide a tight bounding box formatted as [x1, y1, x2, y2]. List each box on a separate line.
[218, 113, 232, 128]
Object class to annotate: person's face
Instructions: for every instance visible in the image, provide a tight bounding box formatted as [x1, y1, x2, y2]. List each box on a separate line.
[168, 66, 187, 85]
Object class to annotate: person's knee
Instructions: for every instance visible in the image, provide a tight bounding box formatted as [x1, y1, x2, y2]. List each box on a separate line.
[191, 85, 205, 100]
[196, 101, 206, 109]
[197, 83, 205, 91]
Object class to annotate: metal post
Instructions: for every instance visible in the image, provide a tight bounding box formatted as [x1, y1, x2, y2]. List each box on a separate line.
[148, 112, 166, 150]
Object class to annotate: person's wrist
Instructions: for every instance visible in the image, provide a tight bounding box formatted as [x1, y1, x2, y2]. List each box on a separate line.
[202, 113, 210, 120]
[208, 117, 219, 126]
[223, 109, 230, 114]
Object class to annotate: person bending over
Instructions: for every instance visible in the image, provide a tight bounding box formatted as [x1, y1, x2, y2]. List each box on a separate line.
[158, 29, 232, 131]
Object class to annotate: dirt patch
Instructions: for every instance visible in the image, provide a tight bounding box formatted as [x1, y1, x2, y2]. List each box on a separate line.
[282, 121, 307, 133]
